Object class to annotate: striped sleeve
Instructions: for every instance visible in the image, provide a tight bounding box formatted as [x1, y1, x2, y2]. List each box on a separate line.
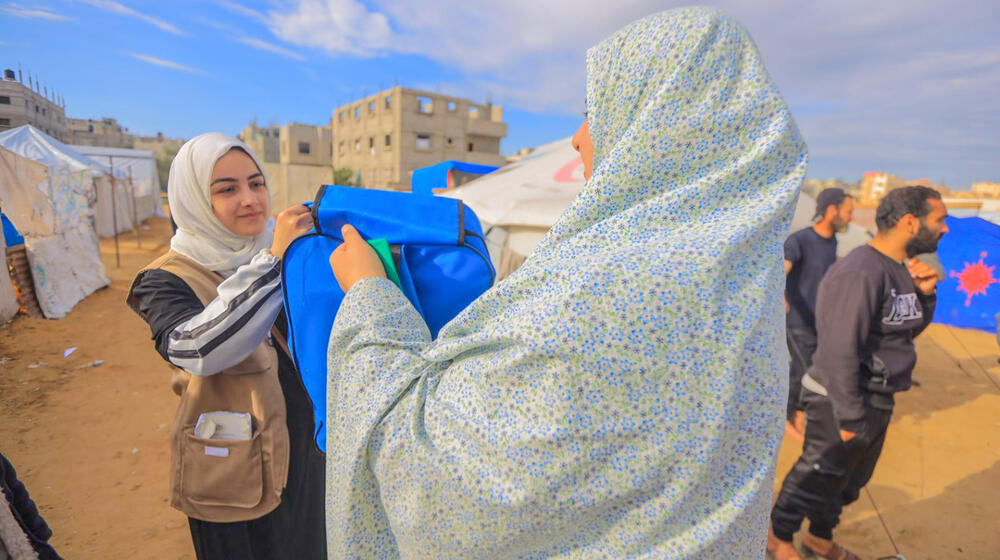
[166, 249, 283, 376]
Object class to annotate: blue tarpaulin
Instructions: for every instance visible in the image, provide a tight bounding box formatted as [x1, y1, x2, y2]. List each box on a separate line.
[1, 213, 23, 246]
[935, 216, 1000, 332]
[411, 160, 499, 196]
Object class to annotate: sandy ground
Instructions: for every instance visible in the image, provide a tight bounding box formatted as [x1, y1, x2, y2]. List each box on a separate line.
[1, 215, 998, 559]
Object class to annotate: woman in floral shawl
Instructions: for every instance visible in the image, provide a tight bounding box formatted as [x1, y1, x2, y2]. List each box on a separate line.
[325, 7, 807, 558]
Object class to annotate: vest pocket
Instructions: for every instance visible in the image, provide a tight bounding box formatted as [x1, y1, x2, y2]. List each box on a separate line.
[180, 431, 264, 508]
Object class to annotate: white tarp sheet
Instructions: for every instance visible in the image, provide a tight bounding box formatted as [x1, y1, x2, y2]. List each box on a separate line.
[0, 128, 109, 318]
[72, 145, 159, 233]
[446, 137, 872, 278]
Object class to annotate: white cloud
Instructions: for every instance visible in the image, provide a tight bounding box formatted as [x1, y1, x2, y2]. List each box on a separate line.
[1, 2, 73, 20]
[266, 0, 393, 56]
[216, 0, 268, 25]
[236, 36, 306, 60]
[194, 16, 307, 61]
[261, 0, 998, 184]
[80, 0, 184, 35]
[129, 53, 207, 76]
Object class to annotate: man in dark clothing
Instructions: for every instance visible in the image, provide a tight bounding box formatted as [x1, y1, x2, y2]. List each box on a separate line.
[767, 186, 948, 560]
[784, 188, 854, 438]
[0, 452, 63, 560]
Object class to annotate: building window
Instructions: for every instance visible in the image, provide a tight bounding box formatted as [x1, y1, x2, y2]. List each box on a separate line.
[384, 134, 391, 147]
[447, 137, 453, 145]
[338, 111, 344, 123]
[298, 142, 311, 155]
[417, 96, 433, 114]
[35, 105, 39, 113]
[354, 106, 360, 120]
[369, 137, 375, 155]
[368, 101, 375, 114]
[447, 101, 456, 112]
[42, 108, 46, 116]
[384, 95, 391, 109]
[415, 134, 431, 150]
[468, 142, 475, 152]
[0, 118, 10, 126]
[469, 106, 479, 119]
[338, 141, 345, 155]
[0, 96, 9, 104]
[355, 139, 360, 152]
[88, 125, 94, 132]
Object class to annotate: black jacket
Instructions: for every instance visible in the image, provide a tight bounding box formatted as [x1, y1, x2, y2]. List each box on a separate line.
[0, 453, 62, 560]
[810, 245, 935, 432]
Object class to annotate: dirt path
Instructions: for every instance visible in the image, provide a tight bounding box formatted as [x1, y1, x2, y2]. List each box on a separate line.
[1, 217, 193, 559]
[1, 215, 998, 559]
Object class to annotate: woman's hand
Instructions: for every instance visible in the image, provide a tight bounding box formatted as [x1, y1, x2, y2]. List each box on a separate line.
[269, 204, 313, 259]
[329, 224, 385, 293]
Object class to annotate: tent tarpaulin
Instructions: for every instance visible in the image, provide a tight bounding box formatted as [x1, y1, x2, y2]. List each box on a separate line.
[935, 216, 1000, 332]
[445, 138, 871, 279]
[411, 160, 501, 196]
[71, 145, 160, 233]
[0, 131, 109, 319]
[441, 138, 585, 278]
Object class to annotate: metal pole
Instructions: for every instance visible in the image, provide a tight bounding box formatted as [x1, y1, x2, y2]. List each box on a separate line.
[109, 155, 120, 268]
[128, 167, 140, 248]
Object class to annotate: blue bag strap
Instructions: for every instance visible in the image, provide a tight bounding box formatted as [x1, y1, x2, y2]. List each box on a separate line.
[312, 184, 464, 246]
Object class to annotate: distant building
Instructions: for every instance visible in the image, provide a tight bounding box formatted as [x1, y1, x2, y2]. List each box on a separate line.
[238, 120, 280, 163]
[971, 181, 1000, 198]
[238, 120, 334, 209]
[331, 86, 508, 190]
[0, 68, 67, 140]
[278, 122, 332, 166]
[802, 177, 857, 199]
[133, 132, 185, 191]
[66, 116, 133, 148]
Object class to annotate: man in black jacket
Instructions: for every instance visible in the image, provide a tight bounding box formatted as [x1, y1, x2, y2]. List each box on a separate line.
[767, 186, 948, 560]
[0, 452, 63, 560]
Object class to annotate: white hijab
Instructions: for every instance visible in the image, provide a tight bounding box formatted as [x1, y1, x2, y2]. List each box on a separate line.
[167, 132, 274, 272]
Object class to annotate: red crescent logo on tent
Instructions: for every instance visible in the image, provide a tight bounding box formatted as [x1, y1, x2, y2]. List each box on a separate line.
[554, 157, 584, 183]
[949, 251, 997, 306]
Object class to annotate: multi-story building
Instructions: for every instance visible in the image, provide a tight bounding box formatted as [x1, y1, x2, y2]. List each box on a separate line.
[238, 120, 280, 163]
[278, 122, 332, 166]
[66, 116, 133, 148]
[0, 68, 67, 140]
[331, 86, 508, 190]
[859, 171, 909, 203]
[971, 181, 1000, 198]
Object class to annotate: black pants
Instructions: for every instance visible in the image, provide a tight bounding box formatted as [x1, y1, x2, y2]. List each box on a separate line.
[771, 389, 892, 541]
[785, 327, 817, 418]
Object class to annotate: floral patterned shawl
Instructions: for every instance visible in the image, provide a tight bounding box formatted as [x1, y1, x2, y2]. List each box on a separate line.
[325, 7, 807, 558]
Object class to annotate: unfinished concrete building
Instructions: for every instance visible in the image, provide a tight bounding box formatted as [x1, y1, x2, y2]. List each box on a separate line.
[0, 68, 67, 140]
[331, 86, 507, 190]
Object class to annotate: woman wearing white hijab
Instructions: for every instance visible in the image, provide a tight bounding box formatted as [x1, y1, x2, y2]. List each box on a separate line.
[127, 133, 326, 559]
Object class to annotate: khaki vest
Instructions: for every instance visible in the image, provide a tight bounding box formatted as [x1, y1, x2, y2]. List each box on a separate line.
[129, 251, 290, 522]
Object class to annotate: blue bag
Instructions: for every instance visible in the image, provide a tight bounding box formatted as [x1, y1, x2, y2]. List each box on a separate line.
[281, 185, 495, 451]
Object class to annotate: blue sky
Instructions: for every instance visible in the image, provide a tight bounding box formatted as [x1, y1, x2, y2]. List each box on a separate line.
[2, 0, 998, 187]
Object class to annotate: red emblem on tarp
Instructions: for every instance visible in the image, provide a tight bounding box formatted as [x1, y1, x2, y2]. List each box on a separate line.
[949, 251, 997, 306]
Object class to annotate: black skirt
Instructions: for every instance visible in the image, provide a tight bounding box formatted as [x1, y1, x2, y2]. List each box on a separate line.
[188, 344, 326, 560]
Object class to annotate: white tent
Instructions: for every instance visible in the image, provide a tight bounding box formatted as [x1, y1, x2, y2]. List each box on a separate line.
[446, 137, 873, 279]
[72, 145, 160, 234]
[442, 138, 585, 278]
[0, 127, 109, 319]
